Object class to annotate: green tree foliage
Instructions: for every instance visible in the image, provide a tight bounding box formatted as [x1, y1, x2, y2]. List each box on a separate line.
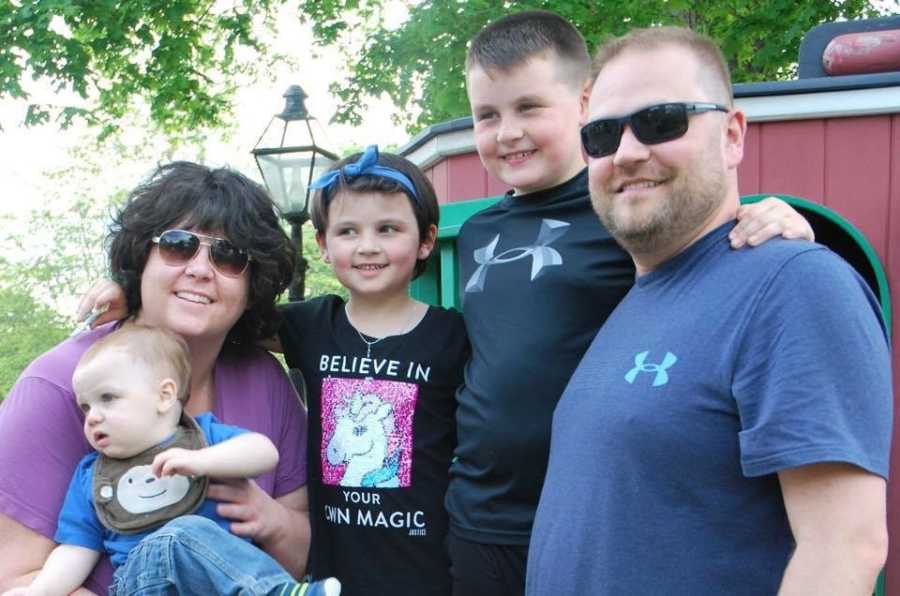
[0, 187, 113, 401]
[0, 276, 70, 399]
[2, 1, 887, 137]
[302, 221, 347, 299]
[1, 0, 285, 137]
[298, 0, 886, 132]
[1, 170, 117, 308]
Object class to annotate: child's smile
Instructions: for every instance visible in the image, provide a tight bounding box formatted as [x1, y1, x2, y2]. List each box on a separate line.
[319, 190, 432, 301]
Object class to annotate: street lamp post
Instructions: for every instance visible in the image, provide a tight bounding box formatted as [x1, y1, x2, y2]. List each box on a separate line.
[252, 85, 338, 301]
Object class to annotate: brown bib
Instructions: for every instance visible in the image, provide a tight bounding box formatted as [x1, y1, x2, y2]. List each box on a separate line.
[92, 413, 209, 534]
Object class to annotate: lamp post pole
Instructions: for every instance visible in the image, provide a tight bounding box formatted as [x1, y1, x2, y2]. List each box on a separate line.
[287, 213, 307, 301]
[252, 84, 337, 302]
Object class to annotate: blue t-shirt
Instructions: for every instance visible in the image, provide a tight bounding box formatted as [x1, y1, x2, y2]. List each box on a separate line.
[526, 222, 892, 595]
[55, 413, 246, 568]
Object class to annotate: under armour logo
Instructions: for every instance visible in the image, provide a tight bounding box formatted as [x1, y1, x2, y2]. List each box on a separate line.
[465, 219, 570, 293]
[624, 351, 678, 387]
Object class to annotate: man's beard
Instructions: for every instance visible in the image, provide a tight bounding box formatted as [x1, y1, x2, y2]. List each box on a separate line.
[591, 158, 727, 257]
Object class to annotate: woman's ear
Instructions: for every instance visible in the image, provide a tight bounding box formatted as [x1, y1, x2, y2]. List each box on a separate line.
[316, 232, 330, 263]
[157, 378, 179, 414]
[418, 224, 438, 260]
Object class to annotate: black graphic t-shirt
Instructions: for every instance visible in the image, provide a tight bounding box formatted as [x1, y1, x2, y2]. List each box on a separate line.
[280, 295, 468, 596]
[446, 169, 635, 545]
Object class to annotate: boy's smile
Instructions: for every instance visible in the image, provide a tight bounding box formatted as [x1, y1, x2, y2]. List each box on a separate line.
[467, 52, 589, 196]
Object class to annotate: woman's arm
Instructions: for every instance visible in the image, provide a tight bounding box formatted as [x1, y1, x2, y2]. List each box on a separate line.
[0, 516, 99, 596]
[207, 482, 310, 578]
[0, 515, 55, 591]
[0, 355, 113, 594]
[1, 544, 100, 596]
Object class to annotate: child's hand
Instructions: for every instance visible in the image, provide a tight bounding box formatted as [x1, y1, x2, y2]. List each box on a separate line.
[152, 447, 207, 478]
[730, 197, 815, 248]
[75, 279, 128, 327]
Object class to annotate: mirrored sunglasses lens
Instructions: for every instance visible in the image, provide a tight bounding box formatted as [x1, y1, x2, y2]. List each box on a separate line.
[210, 240, 249, 276]
[158, 230, 199, 263]
[633, 104, 688, 145]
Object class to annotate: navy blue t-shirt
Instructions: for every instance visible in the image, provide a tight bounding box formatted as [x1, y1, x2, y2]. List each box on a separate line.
[527, 222, 892, 595]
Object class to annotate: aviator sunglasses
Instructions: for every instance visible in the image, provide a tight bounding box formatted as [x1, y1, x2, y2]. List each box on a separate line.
[580, 102, 729, 158]
[152, 229, 251, 277]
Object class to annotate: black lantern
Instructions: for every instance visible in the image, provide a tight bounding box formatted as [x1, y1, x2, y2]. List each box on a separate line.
[252, 85, 338, 301]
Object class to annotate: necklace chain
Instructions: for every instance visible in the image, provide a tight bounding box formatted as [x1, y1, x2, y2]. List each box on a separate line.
[345, 304, 419, 358]
[356, 331, 384, 358]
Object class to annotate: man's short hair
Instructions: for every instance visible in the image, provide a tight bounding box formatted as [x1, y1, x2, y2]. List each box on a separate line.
[467, 10, 590, 88]
[592, 26, 733, 105]
[78, 325, 192, 404]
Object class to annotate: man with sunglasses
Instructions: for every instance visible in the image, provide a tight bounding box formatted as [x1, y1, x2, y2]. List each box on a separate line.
[526, 27, 891, 596]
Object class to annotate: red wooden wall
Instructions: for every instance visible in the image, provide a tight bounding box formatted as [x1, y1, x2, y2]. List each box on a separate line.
[421, 112, 900, 593]
[424, 151, 509, 204]
[741, 115, 900, 595]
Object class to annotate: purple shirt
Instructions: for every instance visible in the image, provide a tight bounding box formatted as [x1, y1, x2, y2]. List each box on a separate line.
[0, 323, 308, 594]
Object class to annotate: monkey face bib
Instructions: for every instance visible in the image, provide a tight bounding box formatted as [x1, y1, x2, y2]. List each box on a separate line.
[92, 414, 209, 534]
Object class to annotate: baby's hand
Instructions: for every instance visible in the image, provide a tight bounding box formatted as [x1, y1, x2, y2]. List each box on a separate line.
[152, 447, 207, 478]
[731, 196, 814, 248]
[1, 588, 34, 596]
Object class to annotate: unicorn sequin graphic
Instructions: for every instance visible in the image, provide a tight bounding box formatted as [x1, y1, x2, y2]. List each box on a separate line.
[321, 378, 417, 488]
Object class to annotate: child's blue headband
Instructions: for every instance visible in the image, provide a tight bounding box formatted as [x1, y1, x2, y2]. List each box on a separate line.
[310, 145, 419, 201]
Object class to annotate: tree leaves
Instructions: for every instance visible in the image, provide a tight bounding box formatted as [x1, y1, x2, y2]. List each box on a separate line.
[1, 0, 280, 135]
[0, 282, 70, 399]
[0, 1, 888, 141]
[300, 0, 885, 132]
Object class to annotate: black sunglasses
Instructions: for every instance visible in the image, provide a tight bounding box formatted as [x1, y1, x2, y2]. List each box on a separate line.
[580, 102, 729, 158]
[152, 229, 251, 277]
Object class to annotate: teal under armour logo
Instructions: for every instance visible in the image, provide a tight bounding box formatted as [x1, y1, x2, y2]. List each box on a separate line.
[624, 351, 678, 387]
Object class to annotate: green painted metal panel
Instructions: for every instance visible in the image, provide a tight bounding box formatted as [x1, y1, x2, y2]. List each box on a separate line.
[411, 196, 501, 308]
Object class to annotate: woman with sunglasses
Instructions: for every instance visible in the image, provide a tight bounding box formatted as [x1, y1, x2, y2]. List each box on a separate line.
[0, 162, 312, 594]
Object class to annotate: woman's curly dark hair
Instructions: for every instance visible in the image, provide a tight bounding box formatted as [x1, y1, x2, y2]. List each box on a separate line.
[108, 161, 295, 352]
[309, 150, 439, 280]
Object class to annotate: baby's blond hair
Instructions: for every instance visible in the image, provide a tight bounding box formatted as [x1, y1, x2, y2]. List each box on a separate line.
[77, 324, 191, 404]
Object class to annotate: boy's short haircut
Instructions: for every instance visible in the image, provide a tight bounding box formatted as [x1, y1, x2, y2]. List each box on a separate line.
[466, 10, 590, 88]
[592, 26, 734, 105]
[309, 151, 440, 280]
[78, 325, 192, 403]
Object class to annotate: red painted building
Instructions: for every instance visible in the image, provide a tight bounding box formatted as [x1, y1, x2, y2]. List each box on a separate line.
[400, 15, 900, 594]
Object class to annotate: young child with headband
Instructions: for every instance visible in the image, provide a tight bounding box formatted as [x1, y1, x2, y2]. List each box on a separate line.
[74, 146, 467, 594]
[276, 146, 468, 595]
